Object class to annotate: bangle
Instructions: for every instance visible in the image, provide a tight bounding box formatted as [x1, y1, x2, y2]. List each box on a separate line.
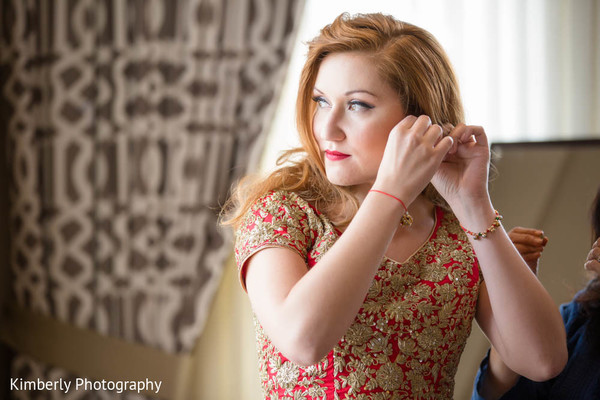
[461, 210, 503, 240]
[368, 189, 413, 226]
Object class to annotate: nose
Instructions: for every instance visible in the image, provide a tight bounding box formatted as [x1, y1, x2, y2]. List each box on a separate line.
[315, 107, 345, 142]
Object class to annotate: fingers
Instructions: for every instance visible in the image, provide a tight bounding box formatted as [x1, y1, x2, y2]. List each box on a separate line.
[435, 135, 454, 154]
[399, 115, 444, 147]
[584, 241, 600, 261]
[510, 227, 543, 235]
[584, 241, 600, 272]
[397, 115, 449, 151]
[510, 233, 546, 247]
[397, 114, 419, 130]
[442, 123, 454, 136]
[507, 227, 548, 275]
[411, 115, 433, 133]
[423, 124, 443, 144]
[508, 227, 548, 248]
[584, 259, 600, 273]
[446, 123, 488, 154]
[400, 115, 441, 139]
[378, 115, 452, 204]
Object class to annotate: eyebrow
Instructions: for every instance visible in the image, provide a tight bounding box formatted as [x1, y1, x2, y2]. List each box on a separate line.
[346, 89, 378, 98]
[313, 88, 379, 98]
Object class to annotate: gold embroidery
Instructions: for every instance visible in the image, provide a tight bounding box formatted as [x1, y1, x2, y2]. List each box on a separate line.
[236, 192, 480, 399]
[346, 324, 374, 346]
[376, 363, 404, 391]
[275, 361, 300, 389]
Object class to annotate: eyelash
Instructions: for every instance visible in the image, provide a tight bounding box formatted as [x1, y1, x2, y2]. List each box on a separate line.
[312, 96, 329, 108]
[348, 100, 374, 111]
[311, 96, 374, 111]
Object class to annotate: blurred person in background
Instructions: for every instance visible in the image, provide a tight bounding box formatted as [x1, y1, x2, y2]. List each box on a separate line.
[472, 186, 600, 399]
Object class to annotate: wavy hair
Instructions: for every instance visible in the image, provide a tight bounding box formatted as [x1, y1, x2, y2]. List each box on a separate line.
[222, 12, 465, 228]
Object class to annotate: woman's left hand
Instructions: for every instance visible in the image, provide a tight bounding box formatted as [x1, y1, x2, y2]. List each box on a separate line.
[508, 227, 549, 274]
[431, 124, 491, 211]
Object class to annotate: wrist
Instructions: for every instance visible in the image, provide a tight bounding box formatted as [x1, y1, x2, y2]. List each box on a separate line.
[461, 210, 502, 240]
[367, 189, 414, 227]
[452, 198, 497, 233]
[371, 179, 416, 209]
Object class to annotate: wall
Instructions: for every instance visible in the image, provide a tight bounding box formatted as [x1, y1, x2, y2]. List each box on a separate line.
[454, 140, 600, 398]
[187, 257, 262, 399]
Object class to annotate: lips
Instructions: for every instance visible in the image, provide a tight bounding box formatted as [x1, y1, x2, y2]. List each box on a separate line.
[325, 150, 350, 161]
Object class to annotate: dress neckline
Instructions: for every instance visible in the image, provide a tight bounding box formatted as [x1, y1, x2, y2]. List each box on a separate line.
[323, 198, 442, 266]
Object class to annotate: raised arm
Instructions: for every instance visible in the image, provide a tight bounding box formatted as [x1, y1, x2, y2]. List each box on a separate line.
[431, 124, 567, 381]
[244, 115, 453, 366]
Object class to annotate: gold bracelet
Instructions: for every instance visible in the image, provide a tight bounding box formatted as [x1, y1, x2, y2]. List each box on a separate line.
[460, 210, 503, 239]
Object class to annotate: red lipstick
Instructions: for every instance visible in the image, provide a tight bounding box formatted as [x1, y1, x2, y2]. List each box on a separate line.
[325, 150, 350, 161]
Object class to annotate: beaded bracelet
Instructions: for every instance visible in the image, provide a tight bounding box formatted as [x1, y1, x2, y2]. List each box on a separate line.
[461, 210, 503, 239]
[368, 189, 413, 226]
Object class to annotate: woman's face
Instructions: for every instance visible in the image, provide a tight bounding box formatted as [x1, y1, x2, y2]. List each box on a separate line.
[312, 52, 405, 192]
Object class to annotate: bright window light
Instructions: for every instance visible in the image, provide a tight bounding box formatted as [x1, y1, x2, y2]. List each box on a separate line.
[261, 0, 599, 171]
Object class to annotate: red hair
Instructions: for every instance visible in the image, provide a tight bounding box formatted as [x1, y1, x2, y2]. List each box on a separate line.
[222, 13, 465, 228]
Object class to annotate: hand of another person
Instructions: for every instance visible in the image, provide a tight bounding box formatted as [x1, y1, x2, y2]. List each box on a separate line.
[374, 115, 453, 207]
[430, 124, 491, 214]
[584, 238, 600, 273]
[508, 227, 549, 274]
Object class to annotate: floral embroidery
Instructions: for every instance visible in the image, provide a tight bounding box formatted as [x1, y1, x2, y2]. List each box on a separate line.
[235, 191, 481, 399]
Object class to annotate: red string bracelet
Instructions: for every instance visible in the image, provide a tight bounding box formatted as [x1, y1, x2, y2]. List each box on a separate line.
[461, 210, 503, 240]
[368, 189, 413, 226]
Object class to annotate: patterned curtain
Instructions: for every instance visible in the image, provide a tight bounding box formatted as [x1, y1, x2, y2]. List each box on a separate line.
[0, 0, 304, 398]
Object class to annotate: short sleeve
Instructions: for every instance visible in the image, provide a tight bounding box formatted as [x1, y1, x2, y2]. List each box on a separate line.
[234, 191, 314, 290]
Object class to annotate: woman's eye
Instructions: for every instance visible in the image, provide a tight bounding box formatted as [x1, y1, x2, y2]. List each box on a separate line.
[312, 96, 329, 108]
[348, 101, 374, 111]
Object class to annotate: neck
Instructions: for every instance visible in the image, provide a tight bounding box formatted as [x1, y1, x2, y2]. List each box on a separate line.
[350, 183, 371, 205]
[405, 194, 436, 224]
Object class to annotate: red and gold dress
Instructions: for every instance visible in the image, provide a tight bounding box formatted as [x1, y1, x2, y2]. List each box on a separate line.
[235, 191, 482, 399]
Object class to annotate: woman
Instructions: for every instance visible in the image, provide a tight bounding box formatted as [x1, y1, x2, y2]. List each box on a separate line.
[222, 13, 566, 399]
[472, 187, 600, 399]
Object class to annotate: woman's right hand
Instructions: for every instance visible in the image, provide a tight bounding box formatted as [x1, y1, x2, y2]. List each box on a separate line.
[584, 238, 600, 273]
[373, 115, 453, 207]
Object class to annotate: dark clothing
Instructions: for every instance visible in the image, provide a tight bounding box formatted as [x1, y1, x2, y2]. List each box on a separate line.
[472, 298, 600, 399]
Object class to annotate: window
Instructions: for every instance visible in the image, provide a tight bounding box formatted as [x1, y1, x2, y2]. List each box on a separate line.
[261, 0, 600, 171]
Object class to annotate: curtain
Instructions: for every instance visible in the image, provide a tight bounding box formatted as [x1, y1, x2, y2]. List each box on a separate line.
[0, 0, 304, 398]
